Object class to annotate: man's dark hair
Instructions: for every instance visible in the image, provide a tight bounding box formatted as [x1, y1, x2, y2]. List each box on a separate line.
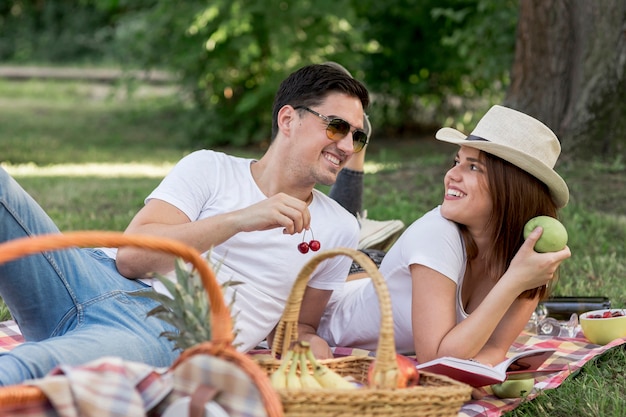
[271, 64, 370, 139]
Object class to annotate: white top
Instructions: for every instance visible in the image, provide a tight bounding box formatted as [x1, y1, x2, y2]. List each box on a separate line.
[106, 150, 359, 351]
[318, 206, 468, 354]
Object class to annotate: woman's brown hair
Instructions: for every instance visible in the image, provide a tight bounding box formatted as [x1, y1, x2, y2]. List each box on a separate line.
[459, 150, 559, 300]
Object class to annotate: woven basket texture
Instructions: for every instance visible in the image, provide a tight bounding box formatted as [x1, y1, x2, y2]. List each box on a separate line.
[0, 231, 283, 417]
[256, 247, 472, 417]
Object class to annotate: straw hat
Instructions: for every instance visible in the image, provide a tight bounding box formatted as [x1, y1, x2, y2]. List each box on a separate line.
[435, 105, 569, 208]
[322, 62, 372, 140]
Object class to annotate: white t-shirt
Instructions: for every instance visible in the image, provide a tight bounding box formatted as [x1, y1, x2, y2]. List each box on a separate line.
[110, 150, 359, 351]
[318, 206, 467, 354]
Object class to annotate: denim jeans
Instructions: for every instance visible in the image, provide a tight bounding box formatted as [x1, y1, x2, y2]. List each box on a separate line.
[0, 167, 178, 385]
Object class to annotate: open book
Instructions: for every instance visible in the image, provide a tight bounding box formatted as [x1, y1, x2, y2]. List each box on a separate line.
[415, 348, 559, 387]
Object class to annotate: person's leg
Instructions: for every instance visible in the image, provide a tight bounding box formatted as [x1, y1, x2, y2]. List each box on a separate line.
[328, 168, 364, 216]
[0, 287, 178, 385]
[0, 168, 129, 340]
[0, 168, 178, 384]
[0, 250, 178, 385]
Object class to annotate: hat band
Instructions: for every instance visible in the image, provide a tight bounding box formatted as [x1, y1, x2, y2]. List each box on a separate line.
[467, 134, 489, 142]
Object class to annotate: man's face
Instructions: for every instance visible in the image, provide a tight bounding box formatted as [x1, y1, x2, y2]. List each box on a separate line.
[291, 92, 365, 186]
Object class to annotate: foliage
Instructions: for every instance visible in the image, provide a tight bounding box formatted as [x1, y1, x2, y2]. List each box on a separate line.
[0, 0, 519, 145]
[354, 0, 518, 135]
[0, 0, 117, 64]
[134, 256, 241, 351]
[106, 0, 367, 146]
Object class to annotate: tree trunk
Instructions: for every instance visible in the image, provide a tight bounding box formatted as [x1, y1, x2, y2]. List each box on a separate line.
[505, 0, 626, 158]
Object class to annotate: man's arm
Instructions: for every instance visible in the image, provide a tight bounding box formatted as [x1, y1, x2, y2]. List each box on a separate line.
[266, 286, 334, 360]
[116, 192, 313, 278]
[297, 286, 334, 359]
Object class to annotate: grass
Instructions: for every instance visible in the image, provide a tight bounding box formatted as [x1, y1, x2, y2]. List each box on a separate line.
[1, 78, 625, 415]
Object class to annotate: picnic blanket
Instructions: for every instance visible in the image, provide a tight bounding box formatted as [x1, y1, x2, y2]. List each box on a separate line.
[1, 320, 625, 417]
[260, 329, 626, 417]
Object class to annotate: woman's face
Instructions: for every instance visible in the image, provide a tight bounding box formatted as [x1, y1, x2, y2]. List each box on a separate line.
[440, 146, 492, 231]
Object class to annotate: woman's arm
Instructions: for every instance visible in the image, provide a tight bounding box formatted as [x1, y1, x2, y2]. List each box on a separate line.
[410, 228, 570, 365]
[410, 263, 534, 364]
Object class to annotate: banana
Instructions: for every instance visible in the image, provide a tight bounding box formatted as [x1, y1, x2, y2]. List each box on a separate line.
[298, 346, 323, 389]
[312, 363, 356, 389]
[270, 349, 293, 389]
[286, 351, 302, 390]
[304, 346, 356, 389]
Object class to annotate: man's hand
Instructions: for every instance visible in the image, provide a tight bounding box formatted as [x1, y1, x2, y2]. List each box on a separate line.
[234, 192, 312, 235]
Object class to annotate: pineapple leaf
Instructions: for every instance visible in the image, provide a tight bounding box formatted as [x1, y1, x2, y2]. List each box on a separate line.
[132, 251, 240, 351]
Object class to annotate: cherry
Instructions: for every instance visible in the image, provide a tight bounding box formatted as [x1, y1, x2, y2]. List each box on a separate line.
[297, 242, 310, 254]
[297, 227, 320, 254]
[309, 240, 321, 251]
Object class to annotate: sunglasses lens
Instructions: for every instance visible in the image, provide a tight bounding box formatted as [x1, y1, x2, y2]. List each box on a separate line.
[326, 119, 351, 140]
[325, 117, 368, 152]
[352, 131, 368, 153]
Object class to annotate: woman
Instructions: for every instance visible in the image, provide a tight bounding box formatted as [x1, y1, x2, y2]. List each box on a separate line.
[318, 105, 572, 367]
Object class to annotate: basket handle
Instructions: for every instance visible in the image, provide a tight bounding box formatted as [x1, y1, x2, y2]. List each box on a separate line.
[0, 231, 233, 345]
[0, 231, 284, 417]
[270, 247, 398, 386]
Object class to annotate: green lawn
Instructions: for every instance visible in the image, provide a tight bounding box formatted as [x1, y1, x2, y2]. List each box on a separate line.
[1, 78, 625, 416]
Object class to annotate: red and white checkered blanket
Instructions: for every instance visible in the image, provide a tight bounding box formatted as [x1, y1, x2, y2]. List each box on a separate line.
[1, 321, 624, 417]
[260, 330, 626, 417]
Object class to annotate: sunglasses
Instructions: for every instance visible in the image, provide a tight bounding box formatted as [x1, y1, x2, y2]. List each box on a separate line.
[295, 106, 369, 153]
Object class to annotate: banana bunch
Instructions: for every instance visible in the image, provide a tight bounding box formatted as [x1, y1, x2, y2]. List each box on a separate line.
[269, 341, 357, 390]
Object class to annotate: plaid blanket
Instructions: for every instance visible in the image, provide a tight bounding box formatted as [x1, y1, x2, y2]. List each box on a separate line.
[458, 332, 626, 417]
[1, 321, 625, 417]
[254, 330, 626, 417]
[0, 320, 23, 352]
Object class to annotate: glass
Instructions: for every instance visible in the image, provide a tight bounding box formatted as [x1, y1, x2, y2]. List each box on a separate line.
[525, 304, 580, 337]
[537, 313, 579, 337]
[296, 106, 369, 152]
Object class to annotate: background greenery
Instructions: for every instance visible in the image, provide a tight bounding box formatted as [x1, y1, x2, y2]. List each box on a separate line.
[1, 0, 518, 146]
[1, 0, 625, 415]
[1, 77, 625, 417]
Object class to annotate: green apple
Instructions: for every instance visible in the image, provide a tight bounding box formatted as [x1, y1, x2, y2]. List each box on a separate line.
[523, 216, 568, 253]
[491, 378, 535, 398]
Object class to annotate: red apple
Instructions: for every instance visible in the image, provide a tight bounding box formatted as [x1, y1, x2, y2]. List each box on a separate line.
[367, 354, 420, 388]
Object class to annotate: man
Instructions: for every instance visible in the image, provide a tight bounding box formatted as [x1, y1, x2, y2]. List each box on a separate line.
[0, 63, 368, 385]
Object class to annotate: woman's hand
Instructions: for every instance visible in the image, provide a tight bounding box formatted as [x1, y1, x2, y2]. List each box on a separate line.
[505, 226, 571, 293]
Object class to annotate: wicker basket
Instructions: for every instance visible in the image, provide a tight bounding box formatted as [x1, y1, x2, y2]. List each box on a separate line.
[0, 231, 283, 417]
[256, 247, 472, 417]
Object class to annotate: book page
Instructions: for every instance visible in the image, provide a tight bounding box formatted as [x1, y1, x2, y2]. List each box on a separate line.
[495, 348, 556, 374]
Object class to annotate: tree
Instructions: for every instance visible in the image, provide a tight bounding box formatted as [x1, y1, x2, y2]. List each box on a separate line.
[108, 0, 367, 147]
[505, 0, 626, 158]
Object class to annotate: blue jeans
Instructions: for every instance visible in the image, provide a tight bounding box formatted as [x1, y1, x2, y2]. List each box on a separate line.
[0, 167, 179, 385]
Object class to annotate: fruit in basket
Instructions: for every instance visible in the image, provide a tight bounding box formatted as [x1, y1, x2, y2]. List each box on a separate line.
[311, 362, 355, 389]
[297, 350, 323, 388]
[523, 216, 568, 253]
[270, 349, 294, 389]
[286, 351, 302, 389]
[491, 378, 534, 398]
[367, 354, 420, 388]
[303, 343, 356, 389]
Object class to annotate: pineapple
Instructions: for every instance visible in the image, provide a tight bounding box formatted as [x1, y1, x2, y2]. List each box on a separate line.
[135, 254, 240, 351]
